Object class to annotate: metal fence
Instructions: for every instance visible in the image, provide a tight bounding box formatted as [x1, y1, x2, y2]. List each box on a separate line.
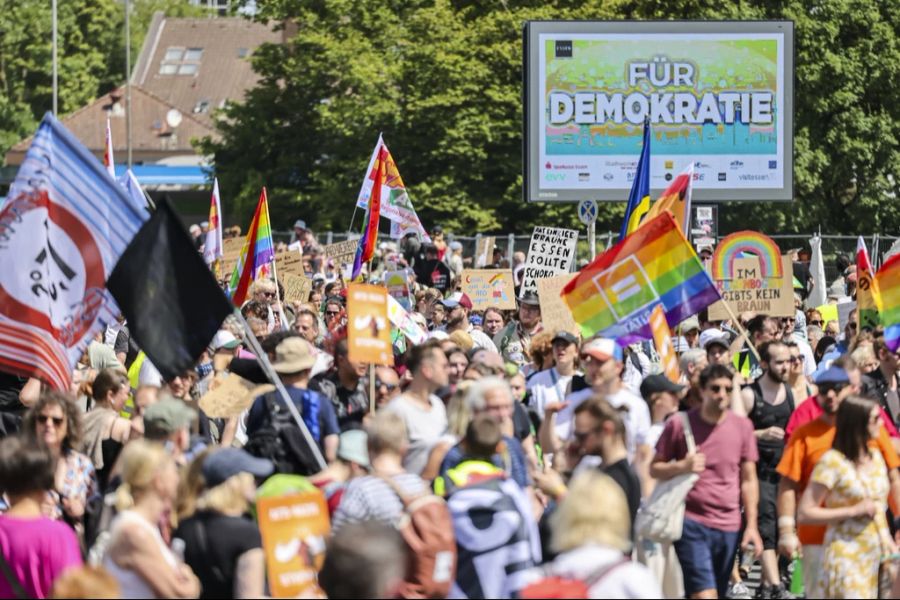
[273, 230, 899, 282]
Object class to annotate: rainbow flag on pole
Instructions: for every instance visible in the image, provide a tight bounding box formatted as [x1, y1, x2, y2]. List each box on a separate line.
[876, 253, 900, 351]
[203, 178, 224, 275]
[228, 188, 274, 306]
[351, 146, 386, 280]
[562, 212, 720, 344]
[856, 236, 881, 329]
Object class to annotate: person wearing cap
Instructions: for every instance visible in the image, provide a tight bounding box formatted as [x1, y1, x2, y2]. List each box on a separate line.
[674, 316, 701, 351]
[640, 374, 686, 452]
[442, 293, 498, 353]
[246, 336, 340, 464]
[699, 328, 731, 366]
[309, 430, 371, 517]
[542, 338, 650, 486]
[175, 448, 273, 599]
[494, 291, 543, 368]
[143, 395, 200, 467]
[776, 363, 900, 592]
[526, 331, 580, 426]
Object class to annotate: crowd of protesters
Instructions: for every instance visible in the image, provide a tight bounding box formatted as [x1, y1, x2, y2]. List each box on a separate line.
[0, 221, 896, 600]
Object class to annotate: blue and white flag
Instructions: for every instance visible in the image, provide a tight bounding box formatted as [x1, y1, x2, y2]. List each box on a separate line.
[0, 112, 148, 390]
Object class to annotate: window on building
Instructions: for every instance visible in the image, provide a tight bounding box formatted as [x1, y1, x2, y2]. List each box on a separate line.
[237, 47, 248, 58]
[159, 46, 203, 76]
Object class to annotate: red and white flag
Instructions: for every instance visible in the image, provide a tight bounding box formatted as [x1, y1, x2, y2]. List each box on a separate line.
[103, 117, 115, 178]
[203, 178, 224, 268]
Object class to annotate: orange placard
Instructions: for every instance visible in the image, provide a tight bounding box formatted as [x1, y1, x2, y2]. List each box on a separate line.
[257, 491, 331, 598]
[347, 283, 394, 366]
[649, 304, 681, 383]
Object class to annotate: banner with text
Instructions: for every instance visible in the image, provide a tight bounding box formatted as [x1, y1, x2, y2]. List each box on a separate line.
[520, 227, 578, 296]
[461, 270, 517, 310]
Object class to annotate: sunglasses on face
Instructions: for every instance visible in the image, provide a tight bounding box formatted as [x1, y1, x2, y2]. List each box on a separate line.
[325, 310, 341, 317]
[262, 291, 276, 298]
[375, 380, 399, 392]
[37, 415, 64, 427]
[809, 320, 823, 326]
[707, 384, 734, 394]
[820, 383, 848, 394]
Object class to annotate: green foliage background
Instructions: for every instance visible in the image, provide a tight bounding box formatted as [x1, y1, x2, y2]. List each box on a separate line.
[3, 0, 899, 237]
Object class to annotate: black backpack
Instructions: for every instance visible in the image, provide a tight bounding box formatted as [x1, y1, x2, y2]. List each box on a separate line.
[244, 393, 321, 476]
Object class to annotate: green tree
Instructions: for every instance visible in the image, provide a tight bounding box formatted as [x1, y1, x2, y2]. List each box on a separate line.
[205, 0, 900, 237]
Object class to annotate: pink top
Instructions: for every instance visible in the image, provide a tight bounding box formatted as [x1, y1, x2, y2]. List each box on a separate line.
[0, 515, 82, 598]
[785, 396, 900, 440]
[655, 409, 758, 532]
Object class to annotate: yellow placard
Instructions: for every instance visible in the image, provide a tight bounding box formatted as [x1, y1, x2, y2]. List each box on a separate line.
[257, 492, 330, 598]
[347, 283, 393, 366]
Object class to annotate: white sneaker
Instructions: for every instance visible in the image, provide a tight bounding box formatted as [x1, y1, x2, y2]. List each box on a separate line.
[727, 581, 754, 599]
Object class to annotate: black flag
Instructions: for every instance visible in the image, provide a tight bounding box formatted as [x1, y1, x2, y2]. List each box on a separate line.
[107, 197, 232, 381]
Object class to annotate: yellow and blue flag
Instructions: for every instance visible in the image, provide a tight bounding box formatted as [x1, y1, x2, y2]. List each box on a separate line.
[619, 120, 651, 240]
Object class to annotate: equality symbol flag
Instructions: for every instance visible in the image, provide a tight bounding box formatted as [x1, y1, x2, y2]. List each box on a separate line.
[563, 212, 720, 345]
[0, 113, 148, 389]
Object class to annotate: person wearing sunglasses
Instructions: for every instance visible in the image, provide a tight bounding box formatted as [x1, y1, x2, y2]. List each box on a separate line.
[805, 309, 824, 329]
[776, 368, 900, 594]
[652, 363, 763, 600]
[22, 391, 99, 535]
[371, 366, 402, 410]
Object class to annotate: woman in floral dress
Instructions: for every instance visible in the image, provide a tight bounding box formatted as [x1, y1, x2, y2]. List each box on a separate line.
[798, 396, 897, 598]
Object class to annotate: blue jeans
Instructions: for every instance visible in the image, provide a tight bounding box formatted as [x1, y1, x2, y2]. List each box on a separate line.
[674, 517, 740, 597]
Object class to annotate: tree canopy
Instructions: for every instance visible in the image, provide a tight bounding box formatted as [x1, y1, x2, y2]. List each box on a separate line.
[203, 0, 900, 237]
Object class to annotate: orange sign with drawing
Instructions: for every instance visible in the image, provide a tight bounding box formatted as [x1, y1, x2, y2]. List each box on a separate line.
[257, 491, 331, 598]
[347, 283, 394, 366]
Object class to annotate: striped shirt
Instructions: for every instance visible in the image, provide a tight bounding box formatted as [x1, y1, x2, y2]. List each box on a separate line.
[331, 473, 426, 532]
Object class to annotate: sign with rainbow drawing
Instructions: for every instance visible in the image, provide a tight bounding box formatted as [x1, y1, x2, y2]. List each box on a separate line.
[707, 231, 794, 319]
[461, 270, 517, 310]
[524, 21, 794, 203]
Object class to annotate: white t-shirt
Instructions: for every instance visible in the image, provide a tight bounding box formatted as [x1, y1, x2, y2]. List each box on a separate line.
[387, 393, 448, 475]
[467, 327, 499, 353]
[563, 387, 650, 461]
[526, 367, 575, 419]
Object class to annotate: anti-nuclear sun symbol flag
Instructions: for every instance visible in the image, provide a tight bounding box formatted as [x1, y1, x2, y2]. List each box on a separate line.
[0, 113, 148, 390]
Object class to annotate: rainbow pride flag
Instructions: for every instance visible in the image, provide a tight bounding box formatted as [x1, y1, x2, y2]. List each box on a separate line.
[562, 212, 720, 343]
[351, 146, 386, 280]
[856, 236, 881, 329]
[228, 188, 274, 306]
[876, 253, 900, 351]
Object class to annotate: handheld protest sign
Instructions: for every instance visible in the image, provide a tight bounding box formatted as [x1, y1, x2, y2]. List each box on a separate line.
[475, 236, 495, 267]
[461, 270, 516, 310]
[520, 227, 578, 297]
[347, 283, 393, 366]
[536, 274, 578, 335]
[385, 269, 412, 311]
[198, 373, 274, 419]
[707, 231, 794, 319]
[282, 273, 312, 304]
[387, 295, 427, 344]
[257, 491, 330, 598]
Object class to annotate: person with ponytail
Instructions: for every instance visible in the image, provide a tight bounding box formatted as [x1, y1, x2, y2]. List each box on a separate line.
[81, 369, 133, 491]
[101, 441, 200, 598]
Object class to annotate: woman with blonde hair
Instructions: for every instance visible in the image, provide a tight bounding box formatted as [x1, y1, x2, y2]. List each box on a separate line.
[102, 440, 200, 598]
[519, 470, 661, 599]
[174, 449, 272, 599]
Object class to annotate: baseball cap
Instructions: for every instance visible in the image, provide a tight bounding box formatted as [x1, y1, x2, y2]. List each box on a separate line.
[552, 331, 579, 346]
[581, 338, 622, 362]
[815, 366, 850, 385]
[699, 328, 730, 351]
[210, 329, 241, 351]
[337, 430, 370, 468]
[518, 291, 540, 307]
[202, 448, 274, 488]
[640, 374, 686, 399]
[143, 397, 197, 436]
[293, 219, 308, 230]
[272, 338, 317, 374]
[443, 292, 473, 310]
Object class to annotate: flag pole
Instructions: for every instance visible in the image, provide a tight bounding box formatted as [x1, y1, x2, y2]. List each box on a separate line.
[234, 309, 327, 471]
[717, 299, 762, 363]
[262, 190, 288, 331]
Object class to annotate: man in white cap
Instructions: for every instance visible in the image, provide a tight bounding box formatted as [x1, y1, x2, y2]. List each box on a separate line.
[700, 328, 732, 366]
[541, 337, 651, 485]
[442, 293, 497, 352]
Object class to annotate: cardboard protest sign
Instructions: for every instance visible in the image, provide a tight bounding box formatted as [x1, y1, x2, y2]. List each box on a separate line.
[837, 301, 856, 329]
[222, 237, 244, 259]
[387, 295, 427, 344]
[520, 227, 578, 296]
[461, 270, 516, 310]
[475, 236, 495, 267]
[323, 240, 358, 269]
[708, 255, 794, 320]
[347, 283, 393, 365]
[282, 273, 312, 304]
[536, 274, 578, 335]
[649, 304, 680, 383]
[198, 373, 274, 419]
[257, 491, 330, 598]
[385, 270, 412, 311]
[275, 251, 306, 278]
